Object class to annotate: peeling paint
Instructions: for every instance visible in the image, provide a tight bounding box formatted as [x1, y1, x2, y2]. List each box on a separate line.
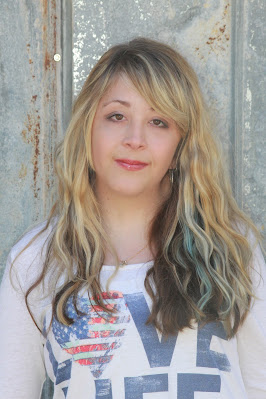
[245, 121, 251, 130]
[249, 29, 256, 51]
[246, 87, 252, 104]
[244, 184, 251, 195]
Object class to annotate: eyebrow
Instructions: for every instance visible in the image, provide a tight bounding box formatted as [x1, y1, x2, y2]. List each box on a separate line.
[102, 99, 154, 111]
[102, 99, 131, 107]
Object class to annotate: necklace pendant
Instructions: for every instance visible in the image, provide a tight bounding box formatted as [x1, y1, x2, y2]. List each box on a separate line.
[120, 260, 127, 266]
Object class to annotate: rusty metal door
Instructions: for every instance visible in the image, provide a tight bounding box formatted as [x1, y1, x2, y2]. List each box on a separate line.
[0, 1, 265, 397]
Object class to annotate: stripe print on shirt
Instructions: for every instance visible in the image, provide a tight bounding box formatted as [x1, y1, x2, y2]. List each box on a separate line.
[52, 291, 130, 378]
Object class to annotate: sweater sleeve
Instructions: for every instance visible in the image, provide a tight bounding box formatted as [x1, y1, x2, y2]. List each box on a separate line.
[236, 241, 266, 399]
[0, 250, 46, 399]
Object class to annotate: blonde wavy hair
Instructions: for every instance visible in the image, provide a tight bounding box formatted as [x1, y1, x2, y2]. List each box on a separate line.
[23, 37, 262, 338]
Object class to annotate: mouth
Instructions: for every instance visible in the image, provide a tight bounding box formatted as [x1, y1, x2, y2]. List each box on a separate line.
[115, 158, 148, 171]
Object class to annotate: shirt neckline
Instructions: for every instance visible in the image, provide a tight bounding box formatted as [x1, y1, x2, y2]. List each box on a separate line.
[101, 260, 154, 271]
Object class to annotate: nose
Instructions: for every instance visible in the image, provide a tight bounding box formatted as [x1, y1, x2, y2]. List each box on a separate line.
[122, 121, 147, 150]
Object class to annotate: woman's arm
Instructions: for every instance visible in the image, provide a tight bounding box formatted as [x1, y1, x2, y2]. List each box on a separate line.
[0, 251, 46, 399]
[237, 240, 266, 399]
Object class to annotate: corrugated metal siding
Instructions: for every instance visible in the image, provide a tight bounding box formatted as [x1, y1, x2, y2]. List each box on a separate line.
[0, 1, 265, 397]
[0, 0, 63, 278]
[232, 0, 266, 232]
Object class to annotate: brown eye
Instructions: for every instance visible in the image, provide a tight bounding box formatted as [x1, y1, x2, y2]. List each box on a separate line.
[151, 119, 167, 128]
[107, 113, 124, 122]
[113, 114, 124, 120]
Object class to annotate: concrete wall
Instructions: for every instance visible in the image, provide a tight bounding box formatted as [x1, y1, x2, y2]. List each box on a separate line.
[0, 0, 265, 396]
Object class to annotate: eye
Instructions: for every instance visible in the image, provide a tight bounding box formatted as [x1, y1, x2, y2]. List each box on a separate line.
[150, 118, 168, 128]
[107, 113, 124, 121]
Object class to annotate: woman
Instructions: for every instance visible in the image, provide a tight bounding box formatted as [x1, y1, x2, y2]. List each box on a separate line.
[0, 37, 265, 398]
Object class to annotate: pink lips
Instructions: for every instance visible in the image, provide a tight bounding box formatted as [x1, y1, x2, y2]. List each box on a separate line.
[115, 158, 148, 171]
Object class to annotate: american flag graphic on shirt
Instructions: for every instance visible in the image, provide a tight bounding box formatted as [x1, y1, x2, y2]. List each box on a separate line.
[52, 291, 130, 378]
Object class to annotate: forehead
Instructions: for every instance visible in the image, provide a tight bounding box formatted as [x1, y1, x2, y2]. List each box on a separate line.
[99, 75, 143, 104]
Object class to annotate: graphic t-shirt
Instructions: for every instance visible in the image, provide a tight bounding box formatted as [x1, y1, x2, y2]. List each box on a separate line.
[0, 223, 266, 399]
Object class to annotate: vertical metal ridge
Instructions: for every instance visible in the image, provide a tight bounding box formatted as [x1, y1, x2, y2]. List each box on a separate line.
[61, 0, 73, 134]
[230, 0, 245, 209]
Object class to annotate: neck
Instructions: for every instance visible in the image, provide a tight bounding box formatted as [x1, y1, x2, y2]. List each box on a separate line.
[96, 187, 165, 265]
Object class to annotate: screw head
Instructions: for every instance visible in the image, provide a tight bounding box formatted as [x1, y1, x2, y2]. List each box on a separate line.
[53, 54, 61, 62]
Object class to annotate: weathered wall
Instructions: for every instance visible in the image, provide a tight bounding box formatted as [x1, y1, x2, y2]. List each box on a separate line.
[0, 0, 265, 397]
[232, 0, 265, 230]
[0, 0, 63, 277]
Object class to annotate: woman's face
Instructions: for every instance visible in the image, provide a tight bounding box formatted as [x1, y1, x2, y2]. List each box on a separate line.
[91, 75, 182, 199]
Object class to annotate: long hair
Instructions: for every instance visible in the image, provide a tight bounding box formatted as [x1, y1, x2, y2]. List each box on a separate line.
[22, 37, 262, 338]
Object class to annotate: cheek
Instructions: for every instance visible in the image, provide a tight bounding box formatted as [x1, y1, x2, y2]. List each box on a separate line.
[156, 139, 180, 169]
[91, 130, 115, 172]
[91, 128, 104, 169]
[92, 122, 105, 152]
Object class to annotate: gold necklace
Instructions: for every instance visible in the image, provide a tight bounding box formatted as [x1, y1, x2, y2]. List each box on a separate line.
[120, 243, 149, 266]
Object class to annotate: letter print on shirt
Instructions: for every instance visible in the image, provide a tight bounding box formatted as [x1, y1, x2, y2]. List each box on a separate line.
[197, 321, 231, 371]
[124, 292, 177, 367]
[46, 291, 232, 397]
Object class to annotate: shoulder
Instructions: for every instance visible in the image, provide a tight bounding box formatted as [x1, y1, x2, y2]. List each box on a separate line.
[250, 239, 266, 307]
[233, 221, 265, 282]
[10, 219, 56, 259]
[7, 218, 57, 291]
[244, 227, 265, 292]
[236, 233, 266, 397]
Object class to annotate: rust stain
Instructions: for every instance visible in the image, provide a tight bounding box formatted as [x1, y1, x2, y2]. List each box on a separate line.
[22, 1, 59, 199]
[42, 0, 58, 193]
[44, 50, 51, 70]
[205, 2, 230, 52]
[19, 163, 27, 179]
[195, 2, 231, 57]
[206, 24, 227, 45]
[52, 0, 57, 60]
[21, 129, 27, 143]
[42, 0, 47, 17]
[21, 95, 41, 198]
[26, 42, 35, 81]
[42, 0, 57, 72]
